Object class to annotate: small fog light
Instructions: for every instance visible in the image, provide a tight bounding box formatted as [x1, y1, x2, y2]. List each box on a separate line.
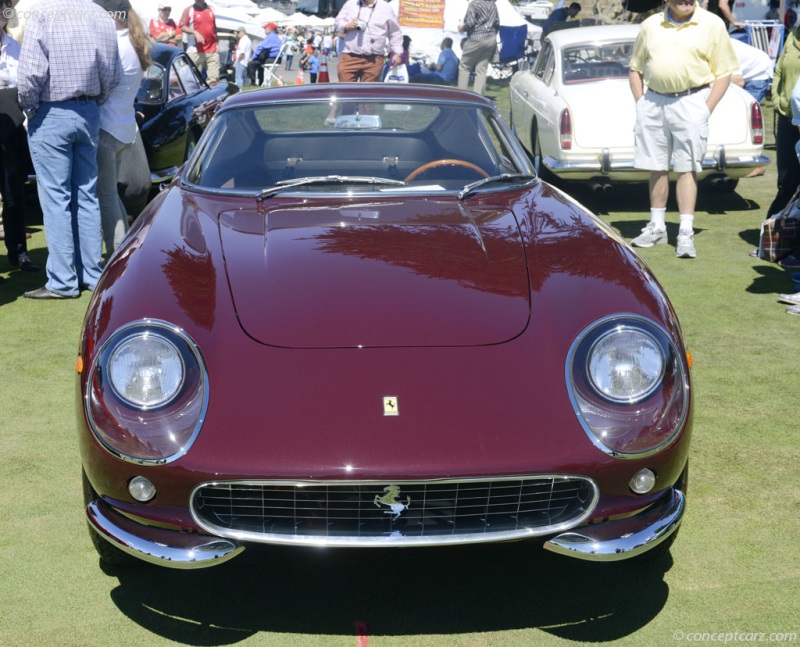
[630, 468, 656, 494]
[129, 476, 156, 502]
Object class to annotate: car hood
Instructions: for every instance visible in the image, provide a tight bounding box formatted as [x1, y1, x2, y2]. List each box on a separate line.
[219, 198, 531, 348]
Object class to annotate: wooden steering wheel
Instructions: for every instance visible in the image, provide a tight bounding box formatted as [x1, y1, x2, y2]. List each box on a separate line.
[404, 159, 490, 183]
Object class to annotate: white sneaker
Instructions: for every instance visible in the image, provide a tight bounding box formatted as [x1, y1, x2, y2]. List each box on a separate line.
[787, 305, 800, 316]
[631, 222, 668, 248]
[778, 292, 800, 305]
[675, 233, 696, 258]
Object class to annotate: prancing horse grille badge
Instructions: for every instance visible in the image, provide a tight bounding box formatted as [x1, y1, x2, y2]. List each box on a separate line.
[383, 396, 399, 416]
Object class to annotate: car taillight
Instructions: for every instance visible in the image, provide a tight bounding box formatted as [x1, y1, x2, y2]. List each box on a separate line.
[751, 102, 764, 145]
[560, 109, 572, 150]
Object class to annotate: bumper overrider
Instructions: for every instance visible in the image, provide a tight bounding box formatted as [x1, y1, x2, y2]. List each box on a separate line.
[86, 487, 685, 569]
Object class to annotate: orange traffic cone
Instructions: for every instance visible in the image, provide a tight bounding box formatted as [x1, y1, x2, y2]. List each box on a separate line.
[318, 54, 330, 83]
[295, 69, 304, 85]
[277, 73, 284, 87]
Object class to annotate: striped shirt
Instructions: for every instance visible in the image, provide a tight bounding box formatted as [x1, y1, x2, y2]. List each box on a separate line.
[462, 0, 499, 45]
[17, 0, 120, 112]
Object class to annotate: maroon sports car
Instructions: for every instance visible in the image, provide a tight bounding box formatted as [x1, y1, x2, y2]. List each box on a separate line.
[77, 84, 691, 569]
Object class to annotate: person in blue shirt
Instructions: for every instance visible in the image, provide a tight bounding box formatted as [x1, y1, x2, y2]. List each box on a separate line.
[542, 2, 581, 37]
[409, 38, 459, 85]
[308, 49, 319, 82]
[247, 22, 282, 85]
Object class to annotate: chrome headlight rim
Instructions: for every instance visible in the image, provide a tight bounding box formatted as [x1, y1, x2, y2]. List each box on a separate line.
[85, 319, 209, 466]
[566, 313, 690, 460]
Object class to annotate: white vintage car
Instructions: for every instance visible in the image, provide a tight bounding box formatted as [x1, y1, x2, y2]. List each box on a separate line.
[509, 24, 769, 191]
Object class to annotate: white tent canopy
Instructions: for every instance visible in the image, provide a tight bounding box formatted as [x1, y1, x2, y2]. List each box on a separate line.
[254, 7, 291, 25]
[130, 0, 267, 37]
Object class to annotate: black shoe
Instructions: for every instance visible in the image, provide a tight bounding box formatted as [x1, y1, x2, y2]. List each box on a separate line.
[23, 286, 78, 299]
[17, 254, 39, 272]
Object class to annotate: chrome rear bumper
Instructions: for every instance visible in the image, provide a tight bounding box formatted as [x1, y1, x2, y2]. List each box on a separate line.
[544, 150, 770, 180]
[544, 488, 685, 561]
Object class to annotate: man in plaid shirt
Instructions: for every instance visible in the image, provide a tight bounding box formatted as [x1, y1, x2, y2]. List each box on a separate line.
[18, 0, 120, 299]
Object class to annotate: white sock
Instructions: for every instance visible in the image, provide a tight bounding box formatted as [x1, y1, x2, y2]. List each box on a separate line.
[679, 214, 694, 235]
[650, 208, 666, 231]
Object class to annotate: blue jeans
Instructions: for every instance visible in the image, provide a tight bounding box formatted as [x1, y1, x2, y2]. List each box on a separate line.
[235, 63, 247, 88]
[28, 100, 103, 296]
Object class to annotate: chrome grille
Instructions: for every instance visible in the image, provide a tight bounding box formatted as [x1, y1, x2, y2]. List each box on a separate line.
[191, 476, 598, 547]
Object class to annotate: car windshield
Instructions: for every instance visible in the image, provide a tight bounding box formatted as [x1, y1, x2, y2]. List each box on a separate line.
[561, 40, 634, 84]
[183, 100, 535, 194]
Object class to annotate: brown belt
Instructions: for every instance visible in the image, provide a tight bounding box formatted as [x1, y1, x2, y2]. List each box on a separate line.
[648, 84, 710, 98]
[344, 53, 384, 59]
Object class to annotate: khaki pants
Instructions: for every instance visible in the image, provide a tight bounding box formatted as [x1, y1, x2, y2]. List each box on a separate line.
[189, 51, 220, 84]
[458, 38, 496, 96]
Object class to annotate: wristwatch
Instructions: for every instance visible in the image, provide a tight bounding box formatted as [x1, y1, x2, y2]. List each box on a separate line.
[23, 106, 36, 120]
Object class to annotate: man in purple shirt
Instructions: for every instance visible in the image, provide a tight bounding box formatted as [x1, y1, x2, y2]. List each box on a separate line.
[335, 0, 403, 83]
[18, 0, 120, 299]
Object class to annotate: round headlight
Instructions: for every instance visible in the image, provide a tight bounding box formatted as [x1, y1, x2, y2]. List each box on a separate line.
[107, 333, 185, 408]
[567, 315, 690, 458]
[587, 327, 665, 404]
[86, 320, 208, 464]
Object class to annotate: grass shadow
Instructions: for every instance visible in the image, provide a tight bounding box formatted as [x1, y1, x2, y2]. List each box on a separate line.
[549, 181, 760, 217]
[105, 542, 673, 645]
[745, 263, 798, 294]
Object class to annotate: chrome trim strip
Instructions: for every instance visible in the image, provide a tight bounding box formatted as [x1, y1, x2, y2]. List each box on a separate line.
[544, 487, 685, 561]
[87, 500, 244, 569]
[564, 313, 690, 460]
[84, 318, 209, 466]
[190, 475, 600, 548]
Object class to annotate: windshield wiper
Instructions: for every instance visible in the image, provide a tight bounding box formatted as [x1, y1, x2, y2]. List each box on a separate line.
[257, 176, 406, 201]
[458, 173, 537, 200]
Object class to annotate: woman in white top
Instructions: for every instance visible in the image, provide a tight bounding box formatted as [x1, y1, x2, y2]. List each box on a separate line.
[95, 0, 151, 255]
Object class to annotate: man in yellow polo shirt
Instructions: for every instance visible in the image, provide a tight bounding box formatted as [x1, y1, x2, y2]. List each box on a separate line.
[628, 0, 737, 258]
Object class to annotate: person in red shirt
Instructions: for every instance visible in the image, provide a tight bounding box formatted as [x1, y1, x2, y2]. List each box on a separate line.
[179, 0, 219, 83]
[150, 3, 182, 47]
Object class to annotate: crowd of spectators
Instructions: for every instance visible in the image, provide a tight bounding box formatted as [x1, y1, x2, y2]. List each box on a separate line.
[4, 0, 800, 309]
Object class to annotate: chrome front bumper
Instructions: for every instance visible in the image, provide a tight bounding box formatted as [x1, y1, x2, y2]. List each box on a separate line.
[87, 500, 244, 569]
[544, 488, 685, 561]
[86, 487, 684, 568]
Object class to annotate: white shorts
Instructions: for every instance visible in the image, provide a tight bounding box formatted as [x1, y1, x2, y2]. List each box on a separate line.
[633, 88, 711, 174]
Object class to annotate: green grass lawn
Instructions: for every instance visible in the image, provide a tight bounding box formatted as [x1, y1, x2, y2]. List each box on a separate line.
[1, 82, 798, 646]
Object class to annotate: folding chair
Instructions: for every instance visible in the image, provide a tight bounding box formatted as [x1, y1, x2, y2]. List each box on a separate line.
[262, 41, 292, 88]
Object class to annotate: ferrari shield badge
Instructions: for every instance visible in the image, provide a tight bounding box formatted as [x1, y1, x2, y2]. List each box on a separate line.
[383, 396, 399, 416]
